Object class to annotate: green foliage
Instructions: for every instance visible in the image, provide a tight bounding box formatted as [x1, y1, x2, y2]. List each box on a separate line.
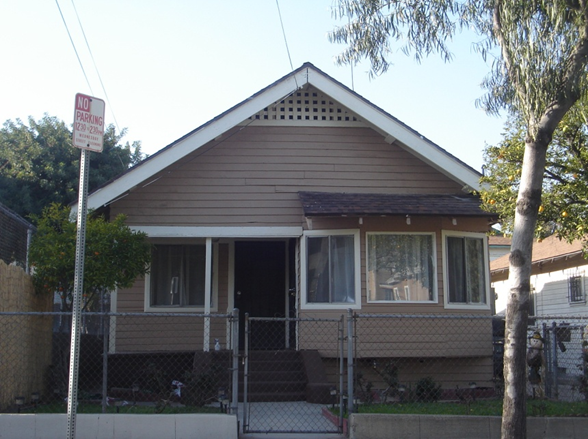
[0, 115, 145, 218]
[330, 1, 588, 125]
[28, 204, 152, 310]
[415, 377, 442, 402]
[480, 105, 588, 244]
[335, 399, 588, 417]
[182, 363, 225, 407]
[372, 360, 399, 392]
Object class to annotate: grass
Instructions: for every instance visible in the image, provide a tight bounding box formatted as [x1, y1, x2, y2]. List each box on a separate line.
[15, 402, 226, 415]
[333, 399, 588, 418]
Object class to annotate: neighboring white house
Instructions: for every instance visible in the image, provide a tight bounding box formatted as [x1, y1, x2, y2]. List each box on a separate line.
[488, 235, 511, 262]
[491, 235, 588, 400]
[490, 234, 587, 316]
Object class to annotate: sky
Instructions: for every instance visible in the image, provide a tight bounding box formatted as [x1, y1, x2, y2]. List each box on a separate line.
[0, 0, 506, 172]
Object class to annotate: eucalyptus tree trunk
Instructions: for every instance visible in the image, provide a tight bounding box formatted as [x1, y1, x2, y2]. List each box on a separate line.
[501, 136, 547, 438]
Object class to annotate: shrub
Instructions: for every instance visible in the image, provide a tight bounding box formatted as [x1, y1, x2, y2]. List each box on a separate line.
[415, 377, 442, 402]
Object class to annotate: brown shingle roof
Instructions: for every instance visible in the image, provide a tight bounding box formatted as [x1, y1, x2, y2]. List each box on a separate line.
[298, 192, 495, 217]
[490, 234, 585, 273]
[488, 236, 511, 246]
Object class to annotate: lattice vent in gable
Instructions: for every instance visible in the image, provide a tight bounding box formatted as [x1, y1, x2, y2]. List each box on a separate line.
[243, 87, 365, 126]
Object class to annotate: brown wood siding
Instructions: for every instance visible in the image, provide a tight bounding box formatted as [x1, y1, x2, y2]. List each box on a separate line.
[352, 316, 493, 358]
[355, 357, 494, 394]
[110, 126, 463, 226]
[113, 244, 231, 353]
[322, 357, 493, 393]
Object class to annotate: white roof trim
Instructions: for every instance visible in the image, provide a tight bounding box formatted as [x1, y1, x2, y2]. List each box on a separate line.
[83, 64, 481, 212]
[132, 226, 303, 238]
[85, 69, 310, 212]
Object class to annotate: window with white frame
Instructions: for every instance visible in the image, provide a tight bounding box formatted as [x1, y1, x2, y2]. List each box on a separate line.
[443, 232, 489, 308]
[301, 230, 360, 308]
[568, 275, 584, 303]
[148, 244, 209, 309]
[367, 233, 436, 302]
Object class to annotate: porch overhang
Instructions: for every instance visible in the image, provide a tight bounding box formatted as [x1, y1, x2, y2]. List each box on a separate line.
[298, 191, 498, 220]
[130, 225, 303, 238]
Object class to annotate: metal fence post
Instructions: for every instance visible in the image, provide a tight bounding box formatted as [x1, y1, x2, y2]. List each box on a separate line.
[101, 309, 109, 414]
[551, 321, 559, 399]
[542, 322, 550, 397]
[339, 314, 345, 430]
[347, 308, 354, 414]
[231, 308, 239, 418]
[243, 313, 249, 432]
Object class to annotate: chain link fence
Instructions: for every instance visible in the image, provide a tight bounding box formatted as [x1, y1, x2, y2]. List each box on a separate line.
[0, 203, 34, 270]
[0, 311, 237, 415]
[351, 313, 499, 411]
[243, 315, 344, 434]
[2, 309, 587, 426]
[527, 316, 588, 402]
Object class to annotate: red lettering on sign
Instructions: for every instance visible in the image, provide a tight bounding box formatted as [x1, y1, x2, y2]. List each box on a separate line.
[75, 94, 91, 112]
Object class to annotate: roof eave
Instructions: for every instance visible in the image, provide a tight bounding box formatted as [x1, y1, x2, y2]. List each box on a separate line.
[82, 66, 311, 212]
[81, 63, 483, 212]
[306, 68, 482, 192]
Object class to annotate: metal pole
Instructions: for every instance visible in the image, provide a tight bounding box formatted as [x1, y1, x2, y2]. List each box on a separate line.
[551, 321, 559, 399]
[347, 308, 354, 415]
[67, 149, 91, 439]
[231, 308, 239, 418]
[101, 299, 109, 414]
[243, 313, 249, 432]
[339, 314, 344, 430]
[26, 227, 33, 274]
[542, 323, 550, 397]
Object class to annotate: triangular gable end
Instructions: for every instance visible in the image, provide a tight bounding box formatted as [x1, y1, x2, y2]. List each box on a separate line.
[83, 63, 482, 212]
[243, 84, 366, 127]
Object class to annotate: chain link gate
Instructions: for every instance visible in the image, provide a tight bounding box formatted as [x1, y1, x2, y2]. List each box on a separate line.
[242, 314, 345, 434]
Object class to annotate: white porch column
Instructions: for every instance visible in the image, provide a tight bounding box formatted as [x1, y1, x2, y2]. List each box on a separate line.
[203, 237, 212, 351]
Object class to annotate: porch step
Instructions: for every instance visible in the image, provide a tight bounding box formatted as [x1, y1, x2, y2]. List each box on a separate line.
[240, 350, 306, 402]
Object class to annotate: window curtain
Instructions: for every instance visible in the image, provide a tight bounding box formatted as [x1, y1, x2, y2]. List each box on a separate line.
[330, 235, 355, 303]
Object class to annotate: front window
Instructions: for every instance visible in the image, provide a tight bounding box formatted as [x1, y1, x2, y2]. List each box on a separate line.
[149, 244, 207, 308]
[367, 233, 436, 302]
[444, 232, 489, 308]
[301, 230, 360, 309]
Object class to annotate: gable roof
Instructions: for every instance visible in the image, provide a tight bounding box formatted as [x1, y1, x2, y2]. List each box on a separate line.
[299, 192, 494, 218]
[490, 234, 586, 281]
[83, 63, 483, 212]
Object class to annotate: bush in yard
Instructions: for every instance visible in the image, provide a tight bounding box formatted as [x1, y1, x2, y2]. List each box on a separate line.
[415, 377, 442, 403]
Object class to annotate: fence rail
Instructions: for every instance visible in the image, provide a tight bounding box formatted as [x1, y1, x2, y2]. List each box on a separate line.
[0, 311, 237, 415]
[1, 310, 587, 427]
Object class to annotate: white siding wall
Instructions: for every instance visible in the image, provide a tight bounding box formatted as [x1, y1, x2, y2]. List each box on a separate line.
[533, 266, 588, 316]
[493, 264, 588, 316]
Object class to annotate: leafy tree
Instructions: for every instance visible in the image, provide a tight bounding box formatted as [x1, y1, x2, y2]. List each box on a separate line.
[481, 104, 588, 243]
[28, 203, 152, 312]
[0, 115, 145, 218]
[330, 2, 588, 437]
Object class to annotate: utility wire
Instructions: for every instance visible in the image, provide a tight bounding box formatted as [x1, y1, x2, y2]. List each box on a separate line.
[275, 0, 298, 88]
[70, 0, 121, 134]
[55, 0, 94, 95]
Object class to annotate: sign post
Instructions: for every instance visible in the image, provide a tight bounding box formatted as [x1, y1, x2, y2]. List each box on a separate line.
[67, 94, 105, 439]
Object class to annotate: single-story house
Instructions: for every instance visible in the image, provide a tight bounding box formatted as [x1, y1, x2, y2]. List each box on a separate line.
[80, 63, 497, 387]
